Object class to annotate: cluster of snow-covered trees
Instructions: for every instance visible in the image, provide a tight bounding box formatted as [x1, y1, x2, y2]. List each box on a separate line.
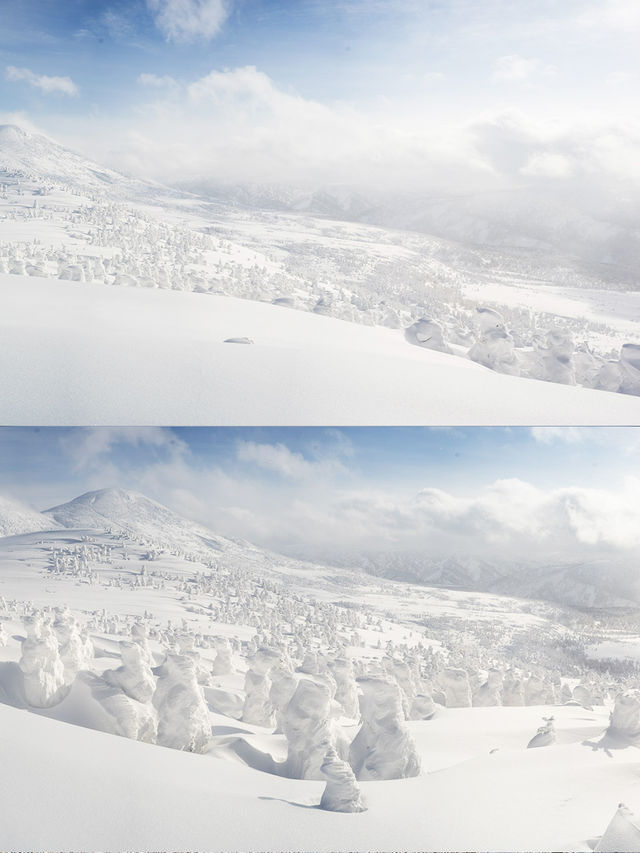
[406, 305, 640, 395]
[2, 171, 637, 395]
[3, 573, 640, 817]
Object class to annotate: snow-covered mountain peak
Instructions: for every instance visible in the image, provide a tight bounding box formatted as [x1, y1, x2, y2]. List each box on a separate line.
[0, 124, 29, 142]
[43, 488, 230, 554]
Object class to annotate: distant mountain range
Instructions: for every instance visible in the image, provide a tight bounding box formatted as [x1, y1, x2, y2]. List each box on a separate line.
[182, 178, 640, 282]
[1, 488, 639, 610]
[2, 122, 638, 285]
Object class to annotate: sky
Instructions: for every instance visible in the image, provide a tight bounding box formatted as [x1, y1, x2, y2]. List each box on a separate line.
[2, 426, 640, 563]
[2, 0, 640, 193]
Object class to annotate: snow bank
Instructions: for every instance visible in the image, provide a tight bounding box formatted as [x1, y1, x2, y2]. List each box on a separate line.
[4, 275, 640, 425]
[404, 318, 451, 353]
[409, 692, 437, 720]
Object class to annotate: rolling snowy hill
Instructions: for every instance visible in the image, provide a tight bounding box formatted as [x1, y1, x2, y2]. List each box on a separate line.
[0, 494, 61, 537]
[2, 486, 640, 851]
[1, 123, 639, 423]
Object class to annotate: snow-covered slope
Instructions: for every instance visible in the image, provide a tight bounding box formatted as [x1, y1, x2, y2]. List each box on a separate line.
[0, 495, 60, 537]
[0, 124, 163, 198]
[2, 125, 640, 422]
[3, 273, 640, 425]
[0, 699, 632, 852]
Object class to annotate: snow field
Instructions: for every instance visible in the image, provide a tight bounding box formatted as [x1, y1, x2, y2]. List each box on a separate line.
[2, 495, 640, 850]
[3, 274, 640, 423]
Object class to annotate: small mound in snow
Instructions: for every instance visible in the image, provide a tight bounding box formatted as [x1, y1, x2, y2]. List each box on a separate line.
[224, 337, 254, 344]
[596, 803, 640, 852]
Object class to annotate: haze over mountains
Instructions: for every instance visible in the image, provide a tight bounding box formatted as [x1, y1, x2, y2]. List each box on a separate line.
[3, 122, 639, 286]
[184, 178, 640, 279]
[0, 487, 638, 610]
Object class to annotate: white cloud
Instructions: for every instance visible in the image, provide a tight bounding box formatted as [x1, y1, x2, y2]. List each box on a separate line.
[579, 0, 640, 31]
[530, 427, 584, 444]
[41, 64, 640, 224]
[237, 441, 320, 479]
[138, 73, 179, 89]
[93, 65, 486, 191]
[520, 151, 573, 178]
[492, 54, 556, 82]
[329, 478, 640, 554]
[236, 437, 349, 480]
[605, 71, 637, 86]
[146, 0, 230, 42]
[64, 427, 187, 472]
[5, 66, 79, 97]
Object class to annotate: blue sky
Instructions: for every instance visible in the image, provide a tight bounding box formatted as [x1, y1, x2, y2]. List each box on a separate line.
[1, 426, 640, 560]
[2, 0, 640, 190]
[0, 425, 636, 502]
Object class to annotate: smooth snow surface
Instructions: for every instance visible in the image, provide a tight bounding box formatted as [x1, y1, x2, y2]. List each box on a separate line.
[0, 701, 637, 851]
[2, 275, 640, 424]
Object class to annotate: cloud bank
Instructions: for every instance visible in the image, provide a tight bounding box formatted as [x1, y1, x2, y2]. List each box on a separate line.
[34, 429, 640, 565]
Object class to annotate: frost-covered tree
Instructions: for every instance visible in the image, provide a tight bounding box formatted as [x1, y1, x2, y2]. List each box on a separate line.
[410, 692, 437, 720]
[242, 646, 281, 727]
[282, 678, 347, 780]
[441, 667, 472, 708]
[53, 608, 93, 685]
[327, 656, 360, 719]
[19, 615, 69, 708]
[473, 668, 503, 707]
[609, 690, 640, 742]
[349, 676, 421, 780]
[152, 653, 211, 752]
[320, 747, 367, 813]
[103, 640, 156, 703]
[502, 670, 525, 706]
[211, 637, 233, 676]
